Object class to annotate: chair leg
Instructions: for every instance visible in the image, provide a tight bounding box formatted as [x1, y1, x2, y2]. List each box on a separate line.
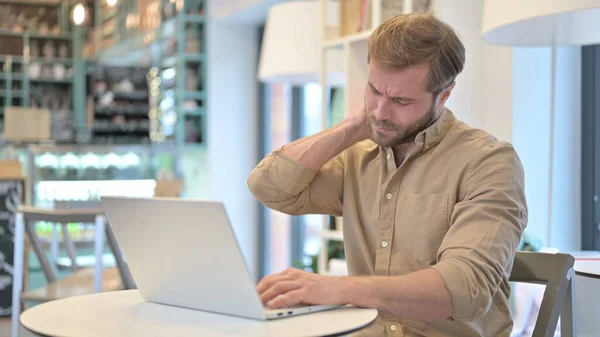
[62, 223, 79, 271]
[561, 268, 577, 337]
[11, 213, 25, 337]
[49, 224, 59, 270]
[25, 220, 57, 284]
[93, 215, 105, 293]
[104, 218, 136, 290]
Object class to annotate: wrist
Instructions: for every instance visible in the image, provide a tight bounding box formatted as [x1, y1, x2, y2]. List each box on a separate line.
[337, 276, 358, 305]
[342, 117, 369, 143]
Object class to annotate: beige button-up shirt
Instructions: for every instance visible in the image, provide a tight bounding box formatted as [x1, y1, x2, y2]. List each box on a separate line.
[248, 109, 527, 337]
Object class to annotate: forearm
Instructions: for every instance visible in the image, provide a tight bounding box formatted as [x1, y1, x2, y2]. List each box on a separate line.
[282, 118, 366, 171]
[342, 268, 453, 320]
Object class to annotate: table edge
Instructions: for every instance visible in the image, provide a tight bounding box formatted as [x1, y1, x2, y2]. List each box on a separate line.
[19, 290, 379, 337]
[575, 270, 600, 279]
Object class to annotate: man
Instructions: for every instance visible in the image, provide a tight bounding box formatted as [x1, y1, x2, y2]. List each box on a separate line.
[247, 12, 527, 337]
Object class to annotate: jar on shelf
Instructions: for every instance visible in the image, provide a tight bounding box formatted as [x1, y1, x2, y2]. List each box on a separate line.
[42, 41, 55, 59]
[59, 152, 81, 181]
[53, 63, 66, 80]
[30, 40, 40, 58]
[58, 42, 68, 59]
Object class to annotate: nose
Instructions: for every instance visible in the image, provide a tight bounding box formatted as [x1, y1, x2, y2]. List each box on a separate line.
[371, 100, 391, 121]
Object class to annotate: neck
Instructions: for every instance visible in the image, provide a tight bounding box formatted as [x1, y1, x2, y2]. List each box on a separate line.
[392, 142, 416, 167]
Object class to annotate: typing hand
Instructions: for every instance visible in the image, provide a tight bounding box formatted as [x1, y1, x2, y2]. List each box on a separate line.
[256, 268, 347, 309]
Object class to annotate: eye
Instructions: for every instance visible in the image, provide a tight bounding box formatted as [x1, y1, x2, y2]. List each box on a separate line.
[394, 99, 410, 106]
[369, 86, 381, 95]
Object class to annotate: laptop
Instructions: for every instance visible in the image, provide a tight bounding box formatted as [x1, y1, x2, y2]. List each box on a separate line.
[100, 196, 340, 320]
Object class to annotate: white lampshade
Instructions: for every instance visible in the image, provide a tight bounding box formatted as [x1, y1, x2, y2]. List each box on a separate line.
[258, 0, 344, 86]
[482, 0, 600, 46]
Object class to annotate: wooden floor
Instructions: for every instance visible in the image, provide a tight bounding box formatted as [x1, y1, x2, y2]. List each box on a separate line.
[0, 317, 38, 337]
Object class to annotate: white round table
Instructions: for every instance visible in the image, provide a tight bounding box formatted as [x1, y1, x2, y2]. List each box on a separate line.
[574, 257, 600, 279]
[572, 254, 600, 336]
[20, 290, 378, 337]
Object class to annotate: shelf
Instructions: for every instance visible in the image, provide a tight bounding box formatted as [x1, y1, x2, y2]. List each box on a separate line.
[186, 53, 206, 63]
[92, 128, 150, 134]
[183, 91, 206, 100]
[0, 74, 24, 81]
[94, 14, 206, 66]
[0, 55, 24, 63]
[0, 0, 63, 5]
[161, 53, 206, 68]
[111, 91, 149, 101]
[183, 13, 206, 23]
[29, 58, 74, 65]
[95, 105, 149, 117]
[0, 56, 75, 65]
[30, 77, 73, 84]
[322, 229, 344, 241]
[322, 30, 373, 49]
[0, 90, 24, 97]
[161, 56, 178, 68]
[0, 30, 24, 38]
[0, 29, 72, 40]
[29, 33, 73, 40]
[184, 107, 205, 117]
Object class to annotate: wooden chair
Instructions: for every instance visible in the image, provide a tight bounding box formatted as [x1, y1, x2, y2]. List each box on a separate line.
[510, 251, 577, 337]
[11, 206, 136, 337]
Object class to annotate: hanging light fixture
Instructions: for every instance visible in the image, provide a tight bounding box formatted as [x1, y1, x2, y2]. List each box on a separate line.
[106, 0, 118, 7]
[72, 2, 86, 25]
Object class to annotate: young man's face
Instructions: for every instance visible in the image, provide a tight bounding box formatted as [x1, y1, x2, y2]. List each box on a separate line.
[364, 62, 451, 148]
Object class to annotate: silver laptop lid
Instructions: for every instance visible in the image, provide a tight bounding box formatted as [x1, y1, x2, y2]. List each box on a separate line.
[100, 196, 266, 320]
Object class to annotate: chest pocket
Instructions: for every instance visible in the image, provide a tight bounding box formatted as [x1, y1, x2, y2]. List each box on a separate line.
[396, 193, 449, 263]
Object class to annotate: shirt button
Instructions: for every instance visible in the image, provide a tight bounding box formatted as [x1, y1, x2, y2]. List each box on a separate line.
[390, 324, 397, 331]
[381, 240, 388, 248]
[386, 193, 392, 200]
[386, 153, 391, 160]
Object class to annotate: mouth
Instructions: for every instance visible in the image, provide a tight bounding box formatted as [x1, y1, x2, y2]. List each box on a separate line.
[374, 125, 395, 134]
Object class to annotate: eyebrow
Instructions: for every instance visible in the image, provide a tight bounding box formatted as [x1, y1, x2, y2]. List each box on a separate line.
[368, 82, 417, 102]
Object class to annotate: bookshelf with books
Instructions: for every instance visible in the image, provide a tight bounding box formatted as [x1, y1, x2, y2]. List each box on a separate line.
[316, 0, 431, 275]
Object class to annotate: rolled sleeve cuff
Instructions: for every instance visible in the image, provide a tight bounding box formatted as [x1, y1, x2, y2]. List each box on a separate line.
[265, 150, 316, 195]
[431, 260, 481, 321]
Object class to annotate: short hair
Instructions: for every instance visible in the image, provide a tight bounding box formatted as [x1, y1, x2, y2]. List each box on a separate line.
[367, 12, 466, 95]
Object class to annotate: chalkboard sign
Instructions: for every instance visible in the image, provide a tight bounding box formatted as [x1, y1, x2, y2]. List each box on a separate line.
[0, 179, 25, 316]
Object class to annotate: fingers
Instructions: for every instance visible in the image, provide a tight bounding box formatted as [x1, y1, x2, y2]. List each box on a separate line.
[267, 288, 307, 309]
[260, 280, 302, 305]
[256, 268, 299, 294]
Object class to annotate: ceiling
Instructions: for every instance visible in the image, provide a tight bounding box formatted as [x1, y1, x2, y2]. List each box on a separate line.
[211, 0, 295, 25]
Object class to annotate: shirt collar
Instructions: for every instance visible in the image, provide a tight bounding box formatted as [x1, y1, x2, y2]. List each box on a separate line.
[379, 107, 457, 156]
[414, 107, 456, 152]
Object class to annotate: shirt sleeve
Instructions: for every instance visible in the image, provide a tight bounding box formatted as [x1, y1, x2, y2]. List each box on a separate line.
[247, 148, 344, 216]
[431, 142, 528, 321]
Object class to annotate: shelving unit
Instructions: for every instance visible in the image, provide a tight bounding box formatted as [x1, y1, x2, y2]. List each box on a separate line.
[87, 64, 152, 145]
[322, 228, 343, 241]
[321, 29, 374, 49]
[89, 0, 207, 147]
[317, 0, 430, 275]
[0, 0, 87, 141]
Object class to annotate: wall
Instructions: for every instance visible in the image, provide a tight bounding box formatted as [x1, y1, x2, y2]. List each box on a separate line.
[433, 0, 581, 251]
[512, 46, 582, 251]
[432, 0, 513, 142]
[206, 19, 261, 280]
[210, 0, 290, 23]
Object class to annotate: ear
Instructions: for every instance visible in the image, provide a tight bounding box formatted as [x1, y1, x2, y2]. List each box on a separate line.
[437, 82, 456, 107]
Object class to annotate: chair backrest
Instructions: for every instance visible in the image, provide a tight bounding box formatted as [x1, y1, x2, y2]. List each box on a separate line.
[509, 251, 576, 337]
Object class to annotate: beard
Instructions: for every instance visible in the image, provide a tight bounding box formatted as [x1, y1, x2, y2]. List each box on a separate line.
[366, 101, 438, 148]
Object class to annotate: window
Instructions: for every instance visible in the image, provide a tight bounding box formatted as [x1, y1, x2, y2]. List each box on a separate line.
[581, 45, 600, 250]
